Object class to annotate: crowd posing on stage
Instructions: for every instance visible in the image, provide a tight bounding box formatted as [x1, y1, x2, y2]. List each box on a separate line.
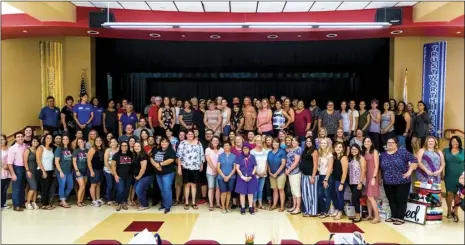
[2, 94, 464, 225]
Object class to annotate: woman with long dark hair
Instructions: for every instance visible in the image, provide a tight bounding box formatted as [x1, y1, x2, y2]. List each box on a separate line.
[300, 137, 319, 217]
[36, 134, 55, 209]
[91, 97, 104, 137]
[389, 99, 397, 112]
[103, 138, 118, 206]
[283, 98, 295, 135]
[348, 144, 366, 223]
[286, 136, 302, 215]
[340, 101, 352, 139]
[72, 138, 88, 207]
[362, 137, 381, 224]
[394, 102, 411, 148]
[112, 141, 133, 211]
[179, 100, 194, 132]
[88, 136, 106, 207]
[103, 99, 118, 137]
[412, 101, 430, 153]
[381, 102, 396, 150]
[23, 137, 40, 210]
[231, 103, 244, 135]
[205, 136, 223, 211]
[152, 138, 177, 214]
[61, 96, 76, 140]
[133, 142, 152, 211]
[331, 142, 348, 220]
[54, 135, 74, 208]
[158, 97, 176, 135]
[443, 136, 464, 222]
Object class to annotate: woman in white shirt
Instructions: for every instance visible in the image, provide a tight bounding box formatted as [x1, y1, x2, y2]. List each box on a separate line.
[36, 134, 56, 210]
[205, 136, 224, 211]
[317, 138, 334, 218]
[251, 136, 269, 210]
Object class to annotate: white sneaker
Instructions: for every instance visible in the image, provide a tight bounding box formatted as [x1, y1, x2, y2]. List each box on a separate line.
[91, 201, 101, 207]
[1, 205, 10, 209]
[32, 202, 39, 210]
[26, 203, 34, 210]
[97, 198, 105, 205]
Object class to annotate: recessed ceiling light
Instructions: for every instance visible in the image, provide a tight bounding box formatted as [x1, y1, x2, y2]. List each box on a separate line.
[149, 33, 161, 38]
[297, 35, 302, 38]
[457, 31, 462, 34]
[181, 34, 186, 38]
[22, 30, 27, 33]
[87, 30, 99, 35]
[267, 34, 278, 39]
[210, 34, 221, 39]
[326, 33, 337, 38]
[390, 30, 403, 35]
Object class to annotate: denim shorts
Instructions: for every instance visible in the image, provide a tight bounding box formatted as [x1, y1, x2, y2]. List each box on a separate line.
[218, 178, 236, 193]
[206, 174, 218, 189]
[89, 169, 103, 184]
[74, 168, 87, 179]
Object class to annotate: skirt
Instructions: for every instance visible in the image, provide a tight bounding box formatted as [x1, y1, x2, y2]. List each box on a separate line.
[235, 176, 258, 195]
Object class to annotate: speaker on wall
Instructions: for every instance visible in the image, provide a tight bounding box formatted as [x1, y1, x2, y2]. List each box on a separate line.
[89, 11, 115, 28]
[376, 8, 402, 25]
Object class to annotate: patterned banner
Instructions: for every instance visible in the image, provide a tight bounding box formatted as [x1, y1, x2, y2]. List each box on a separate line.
[421, 41, 447, 138]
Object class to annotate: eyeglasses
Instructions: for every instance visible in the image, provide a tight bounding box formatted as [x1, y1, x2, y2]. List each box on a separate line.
[387, 141, 396, 144]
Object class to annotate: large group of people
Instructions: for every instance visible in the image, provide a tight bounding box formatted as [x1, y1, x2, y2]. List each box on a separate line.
[2, 94, 464, 225]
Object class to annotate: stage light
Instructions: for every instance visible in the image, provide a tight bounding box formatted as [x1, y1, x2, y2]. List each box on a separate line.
[326, 34, 338, 38]
[22, 30, 27, 33]
[210, 35, 221, 39]
[87, 30, 99, 34]
[149, 33, 161, 38]
[457, 31, 462, 34]
[267, 34, 279, 39]
[390, 30, 403, 34]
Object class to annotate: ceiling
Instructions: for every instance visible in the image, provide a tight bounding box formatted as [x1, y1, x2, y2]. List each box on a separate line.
[70, 1, 417, 12]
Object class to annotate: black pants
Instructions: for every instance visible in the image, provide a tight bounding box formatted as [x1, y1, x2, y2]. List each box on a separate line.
[405, 135, 413, 153]
[1, 178, 11, 207]
[40, 171, 54, 206]
[369, 132, 381, 152]
[173, 124, 180, 138]
[153, 126, 165, 137]
[82, 125, 92, 141]
[106, 127, 118, 138]
[350, 184, 363, 213]
[384, 182, 411, 220]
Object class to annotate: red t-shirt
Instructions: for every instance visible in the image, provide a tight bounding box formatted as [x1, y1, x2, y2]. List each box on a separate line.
[117, 108, 126, 114]
[148, 105, 159, 127]
[294, 109, 312, 137]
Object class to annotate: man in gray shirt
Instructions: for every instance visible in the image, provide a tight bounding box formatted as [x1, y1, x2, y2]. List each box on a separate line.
[134, 117, 154, 139]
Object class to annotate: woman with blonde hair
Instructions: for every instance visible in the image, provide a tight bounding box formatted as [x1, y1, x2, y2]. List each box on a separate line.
[348, 144, 367, 223]
[317, 138, 334, 218]
[204, 101, 222, 138]
[251, 135, 269, 210]
[315, 127, 332, 150]
[257, 98, 273, 136]
[416, 136, 445, 185]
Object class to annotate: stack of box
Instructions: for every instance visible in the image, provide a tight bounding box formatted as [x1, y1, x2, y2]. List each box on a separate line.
[412, 180, 443, 224]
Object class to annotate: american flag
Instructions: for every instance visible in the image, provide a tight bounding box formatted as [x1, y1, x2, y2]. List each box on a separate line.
[80, 75, 87, 96]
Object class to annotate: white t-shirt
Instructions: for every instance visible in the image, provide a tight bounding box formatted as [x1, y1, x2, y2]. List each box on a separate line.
[351, 109, 359, 131]
[251, 148, 270, 177]
[205, 147, 224, 175]
[40, 146, 55, 171]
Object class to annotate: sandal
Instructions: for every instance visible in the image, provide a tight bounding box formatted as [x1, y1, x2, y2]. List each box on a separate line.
[173, 201, 179, 206]
[451, 212, 459, 222]
[192, 204, 198, 210]
[61, 203, 71, 208]
[352, 217, 362, 223]
[393, 220, 405, 225]
[385, 218, 395, 222]
[184, 204, 189, 210]
[268, 206, 277, 211]
[258, 206, 265, 210]
[76, 203, 84, 207]
[287, 209, 295, 213]
[370, 218, 381, 224]
[362, 216, 374, 221]
[278, 208, 285, 212]
[319, 213, 329, 219]
[209, 206, 214, 211]
[303, 214, 310, 217]
[291, 210, 301, 215]
[80, 202, 87, 206]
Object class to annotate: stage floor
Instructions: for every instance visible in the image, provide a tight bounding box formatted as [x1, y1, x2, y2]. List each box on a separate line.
[2, 201, 463, 244]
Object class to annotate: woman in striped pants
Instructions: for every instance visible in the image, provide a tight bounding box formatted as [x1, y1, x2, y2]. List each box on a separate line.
[300, 137, 319, 217]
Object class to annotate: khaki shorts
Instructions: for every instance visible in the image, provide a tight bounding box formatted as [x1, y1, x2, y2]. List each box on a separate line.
[289, 173, 302, 198]
[270, 174, 287, 189]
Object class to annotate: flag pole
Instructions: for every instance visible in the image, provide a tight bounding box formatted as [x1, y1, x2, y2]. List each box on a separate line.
[403, 68, 408, 103]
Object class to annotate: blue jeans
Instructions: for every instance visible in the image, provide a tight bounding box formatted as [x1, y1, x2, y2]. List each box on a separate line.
[58, 173, 74, 200]
[317, 175, 333, 214]
[104, 171, 115, 201]
[12, 165, 25, 207]
[116, 176, 132, 204]
[332, 180, 346, 211]
[397, 135, 406, 148]
[135, 175, 153, 208]
[156, 172, 175, 209]
[253, 177, 266, 202]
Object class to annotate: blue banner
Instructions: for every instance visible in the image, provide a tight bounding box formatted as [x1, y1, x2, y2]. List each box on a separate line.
[422, 41, 447, 138]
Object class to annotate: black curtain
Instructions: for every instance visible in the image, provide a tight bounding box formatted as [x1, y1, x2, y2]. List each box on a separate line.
[96, 38, 390, 111]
